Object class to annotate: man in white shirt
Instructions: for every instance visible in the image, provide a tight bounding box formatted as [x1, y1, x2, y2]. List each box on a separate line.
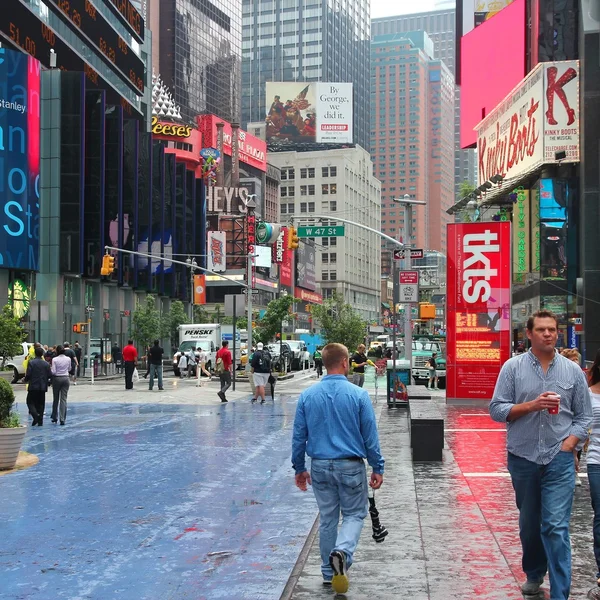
[196, 348, 211, 386]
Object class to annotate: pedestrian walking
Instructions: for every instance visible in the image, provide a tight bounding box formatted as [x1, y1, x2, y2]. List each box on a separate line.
[24, 346, 51, 426]
[196, 347, 211, 384]
[292, 343, 384, 593]
[63, 343, 79, 385]
[73, 342, 82, 382]
[177, 352, 188, 379]
[44, 345, 56, 365]
[112, 343, 122, 374]
[313, 346, 323, 378]
[186, 348, 197, 378]
[251, 342, 272, 404]
[584, 350, 600, 599]
[427, 352, 439, 390]
[122, 339, 138, 390]
[561, 348, 585, 486]
[148, 340, 164, 391]
[215, 340, 232, 402]
[490, 310, 592, 599]
[350, 344, 373, 387]
[51, 345, 72, 425]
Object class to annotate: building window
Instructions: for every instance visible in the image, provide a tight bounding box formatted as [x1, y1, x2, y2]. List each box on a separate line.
[287, 203, 295, 214]
[329, 252, 337, 263]
[322, 184, 328, 195]
[308, 185, 315, 195]
[322, 166, 337, 177]
[281, 204, 287, 214]
[300, 185, 308, 196]
[308, 201, 315, 211]
[330, 201, 337, 211]
[281, 167, 295, 180]
[322, 253, 329, 264]
[322, 272, 329, 280]
[300, 202, 308, 213]
[329, 237, 337, 246]
[329, 271, 337, 280]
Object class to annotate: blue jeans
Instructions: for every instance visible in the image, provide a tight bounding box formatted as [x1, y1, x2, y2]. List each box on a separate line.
[588, 463, 600, 579]
[507, 451, 575, 600]
[310, 459, 368, 580]
[149, 364, 163, 390]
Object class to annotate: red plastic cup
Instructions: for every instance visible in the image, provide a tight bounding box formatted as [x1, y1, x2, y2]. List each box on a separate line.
[548, 394, 561, 415]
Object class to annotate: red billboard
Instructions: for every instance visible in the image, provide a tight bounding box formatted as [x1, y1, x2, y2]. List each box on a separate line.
[446, 222, 512, 401]
[459, 0, 526, 149]
[197, 115, 267, 172]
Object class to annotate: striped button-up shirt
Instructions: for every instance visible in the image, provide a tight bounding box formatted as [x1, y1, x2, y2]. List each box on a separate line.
[490, 350, 592, 465]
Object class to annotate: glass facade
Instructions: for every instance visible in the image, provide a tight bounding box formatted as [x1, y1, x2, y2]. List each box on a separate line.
[242, 0, 370, 149]
[159, 0, 242, 125]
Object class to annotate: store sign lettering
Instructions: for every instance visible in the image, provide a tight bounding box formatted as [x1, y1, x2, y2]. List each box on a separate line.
[462, 230, 500, 303]
[206, 186, 251, 214]
[151, 116, 192, 139]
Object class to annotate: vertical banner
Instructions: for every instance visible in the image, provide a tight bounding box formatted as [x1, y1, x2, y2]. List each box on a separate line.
[207, 231, 226, 273]
[446, 222, 512, 402]
[512, 188, 530, 282]
[193, 274, 206, 305]
[530, 185, 541, 272]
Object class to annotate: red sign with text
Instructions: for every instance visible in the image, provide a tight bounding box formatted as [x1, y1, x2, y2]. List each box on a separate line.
[446, 222, 512, 401]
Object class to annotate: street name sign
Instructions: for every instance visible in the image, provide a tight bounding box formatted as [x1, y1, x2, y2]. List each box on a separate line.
[393, 248, 424, 260]
[85, 306, 95, 313]
[399, 271, 419, 303]
[297, 225, 345, 237]
[242, 289, 259, 295]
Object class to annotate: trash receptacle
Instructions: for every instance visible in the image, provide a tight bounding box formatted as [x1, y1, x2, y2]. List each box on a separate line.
[386, 359, 411, 407]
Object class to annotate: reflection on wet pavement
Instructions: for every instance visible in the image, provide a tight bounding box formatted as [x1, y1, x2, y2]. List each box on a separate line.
[0, 400, 318, 600]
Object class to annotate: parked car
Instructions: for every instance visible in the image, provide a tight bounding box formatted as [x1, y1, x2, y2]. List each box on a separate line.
[3, 342, 34, 383]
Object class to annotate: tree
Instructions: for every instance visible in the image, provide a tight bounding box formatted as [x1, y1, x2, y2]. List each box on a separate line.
[167, 300, 189, 349]
[193, 306, 210, 323]
[458, 181, 476, 199]
[310, 291, 367, 352]
[0, 305, 25, 367]
[130, 295, 162, 352]
[254, 296, 295, 344]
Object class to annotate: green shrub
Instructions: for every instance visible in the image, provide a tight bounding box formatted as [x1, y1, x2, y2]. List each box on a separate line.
[0, 378, 17, 428]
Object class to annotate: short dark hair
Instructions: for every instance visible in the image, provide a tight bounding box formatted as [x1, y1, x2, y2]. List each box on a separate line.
[56, 345, 65, 355]
[154, 340, 160, 345]
[526, 310, 559, 331]
[128, 339, 134, 345]
[222, 340, 229, 347]
[34, 347, 44, 358]
[322, 343, 349, 370]
[432, 352, 437, 357]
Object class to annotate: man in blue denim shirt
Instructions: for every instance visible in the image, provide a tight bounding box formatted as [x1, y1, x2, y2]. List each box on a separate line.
[292, 343, 384, 594]
[490, 310, 592, 599]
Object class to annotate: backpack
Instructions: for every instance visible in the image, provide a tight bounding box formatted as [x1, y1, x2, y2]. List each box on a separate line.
[215, 356, 225, 375]
[257, 350, 271, 371]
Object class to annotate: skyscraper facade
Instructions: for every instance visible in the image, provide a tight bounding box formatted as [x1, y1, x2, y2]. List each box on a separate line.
[150, 0, 242, 124]
[372, 9, 477, 196]
[371, 32, 454, 273]
[241, 0, 370, 149]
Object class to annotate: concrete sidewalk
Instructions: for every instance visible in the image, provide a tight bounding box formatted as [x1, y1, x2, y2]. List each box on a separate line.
[286, 401, 599, 600]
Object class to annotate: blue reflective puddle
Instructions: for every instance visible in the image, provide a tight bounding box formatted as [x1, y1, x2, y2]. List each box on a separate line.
[1, 400, 317, 600]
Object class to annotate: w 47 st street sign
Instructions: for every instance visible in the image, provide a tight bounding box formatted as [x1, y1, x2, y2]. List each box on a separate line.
[297, 225, 345, 237]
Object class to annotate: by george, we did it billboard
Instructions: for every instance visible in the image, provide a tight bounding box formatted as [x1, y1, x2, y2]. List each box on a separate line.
[446, 222, 512, 402]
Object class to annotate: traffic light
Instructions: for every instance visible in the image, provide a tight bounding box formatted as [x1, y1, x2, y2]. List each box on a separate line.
[288, 226, 299, 250]
[72, 323, 89, 334]
[101, 253, 116, 276]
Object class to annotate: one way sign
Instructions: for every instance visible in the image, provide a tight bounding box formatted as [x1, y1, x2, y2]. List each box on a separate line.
[393, 248, 424, 260]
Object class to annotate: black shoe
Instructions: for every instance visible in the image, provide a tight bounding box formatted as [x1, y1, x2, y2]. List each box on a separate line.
[218, 391, 226, 402]
[159, 388, 164, 391]
[251, 398, 256, 403]
[329, 550, 349, 594]
[260, 399, 265, 404]
[60, 421, 65, 426]
[51, 419, 57, 424]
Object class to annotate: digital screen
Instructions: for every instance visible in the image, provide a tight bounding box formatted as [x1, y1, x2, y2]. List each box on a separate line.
[105, 0, 144, 43]
[1, 2, 141, 116]
[460, 0, 526, 149]
[0, 47, 40, 271]
[47, 0, 144, 94]
[295, 239, 316, 291]
[446, 222, 512, 401]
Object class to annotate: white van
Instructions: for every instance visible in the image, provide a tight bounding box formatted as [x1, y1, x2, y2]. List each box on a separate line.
[4, 342, 34, 383]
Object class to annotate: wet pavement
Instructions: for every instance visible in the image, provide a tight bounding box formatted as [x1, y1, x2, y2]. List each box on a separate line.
[289, 402, 599, 600]
[1, 378, 319, 600]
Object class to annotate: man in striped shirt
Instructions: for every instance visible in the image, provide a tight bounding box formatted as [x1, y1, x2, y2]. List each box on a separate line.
[490, 310, 592, 599]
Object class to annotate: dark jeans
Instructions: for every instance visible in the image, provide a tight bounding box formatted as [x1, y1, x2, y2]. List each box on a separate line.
[124, 362, 135, 389]
[315, 359, 323, 377]
[219, 371, 232, 394]
[507, 451, 575, 599]
[588, 463, 600, 578]
[27, 390, 46, 424]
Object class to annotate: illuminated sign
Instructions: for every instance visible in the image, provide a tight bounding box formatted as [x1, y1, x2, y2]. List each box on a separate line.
[0, 48, 40, 271]
[151, 116, 192, 138]
[531, 186, 541, 272]
[206, 186, 252, 214]
[105, 0, 145, 43]
[47, 0, 145, 94]
[295, 288, 322, 304]
[512, 188, 530, 282]
[8, 279, 31, 318]
[207, 231, 226, 273]
[446, 222, 512, 401]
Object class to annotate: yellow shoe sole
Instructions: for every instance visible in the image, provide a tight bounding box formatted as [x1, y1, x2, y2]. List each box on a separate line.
[331, 574, 349, 594]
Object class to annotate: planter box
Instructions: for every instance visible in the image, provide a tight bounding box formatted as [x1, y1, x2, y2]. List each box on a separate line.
[0, 426, 27, 470]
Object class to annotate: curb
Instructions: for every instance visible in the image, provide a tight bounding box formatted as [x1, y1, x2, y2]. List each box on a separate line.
[279, 514, 320, 600]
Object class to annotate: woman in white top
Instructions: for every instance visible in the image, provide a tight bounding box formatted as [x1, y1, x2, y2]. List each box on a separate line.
[586, 350, 600, 600]
[50, 345, 72, 425]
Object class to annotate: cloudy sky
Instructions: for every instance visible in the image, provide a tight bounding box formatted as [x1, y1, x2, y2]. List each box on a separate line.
[371, 0, 438, 19]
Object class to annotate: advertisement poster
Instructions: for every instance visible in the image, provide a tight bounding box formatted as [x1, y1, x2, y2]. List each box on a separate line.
[207, 231, 226, 273]
[474, 0, 516, 26]
[446, 222, 512, 401]
[0, 48, 41, 271]
[296, 240, 316, 291]
[265, 82, 353, 145]
[193, 274, 206, 305]
[512, 188, 530, 282]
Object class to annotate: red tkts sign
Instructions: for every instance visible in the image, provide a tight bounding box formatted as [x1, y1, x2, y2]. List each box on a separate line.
[446, 222, 512, 401]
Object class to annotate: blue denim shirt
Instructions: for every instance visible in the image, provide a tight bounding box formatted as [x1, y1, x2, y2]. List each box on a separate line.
[291, 375, 385, 475]
[490, 350, 592, 465]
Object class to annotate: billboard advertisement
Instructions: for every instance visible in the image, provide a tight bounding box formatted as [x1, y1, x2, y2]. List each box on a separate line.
[265, 82, 353, 145]
[474, 0, 516, 26]
[207, 231, 226, 273]
[296, 240, 316, 291]
[0, 48, 41, 271]
[460, 0, 526, 149]
[476, 60, 580, 185]
[512, 188, 530, 282]
[446, 222, 512, 401]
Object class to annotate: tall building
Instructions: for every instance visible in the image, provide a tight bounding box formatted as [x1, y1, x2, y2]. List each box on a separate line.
[372, 9, 477, 196]
[149, 0, 242, 124]
[371, 32, 454, 273]
[268, 147, 381, 322]
[241, 0, 370, 149]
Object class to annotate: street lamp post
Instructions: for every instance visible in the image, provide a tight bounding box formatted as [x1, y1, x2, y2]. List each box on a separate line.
[186, 257, 198, 321]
